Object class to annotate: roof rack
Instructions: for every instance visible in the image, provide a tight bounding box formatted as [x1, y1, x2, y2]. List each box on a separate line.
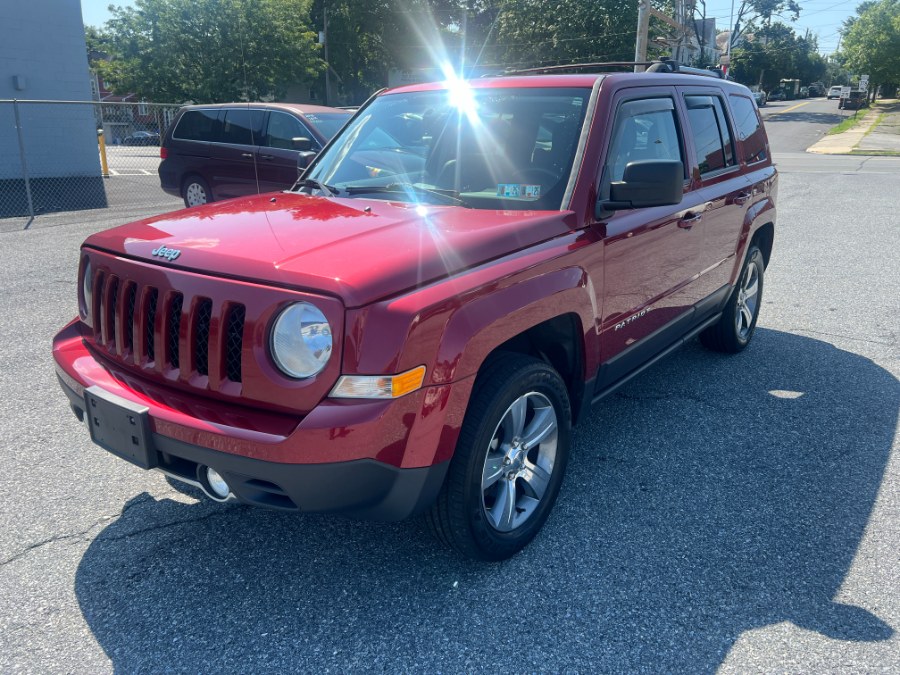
[500, 58, 727, 80]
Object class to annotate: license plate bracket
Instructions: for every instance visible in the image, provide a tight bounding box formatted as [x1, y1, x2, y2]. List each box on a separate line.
[84, 386, 157, 469]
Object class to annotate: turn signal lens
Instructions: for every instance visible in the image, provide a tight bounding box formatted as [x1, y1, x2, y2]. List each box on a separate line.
[330, 366, 426, 400]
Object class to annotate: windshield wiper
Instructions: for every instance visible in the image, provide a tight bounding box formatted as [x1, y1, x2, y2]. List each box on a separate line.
[298, 178, 340, 197]
[344, 183, 469, 207]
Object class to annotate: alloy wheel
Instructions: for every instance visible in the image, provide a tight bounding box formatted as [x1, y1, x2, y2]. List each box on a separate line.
[481, 392, 558, 532]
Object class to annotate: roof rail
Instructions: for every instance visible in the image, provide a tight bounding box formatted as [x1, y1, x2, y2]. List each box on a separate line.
[647, 58, 726, 79]
[498, 58, 728, 80]
[499, 61, 653, 76]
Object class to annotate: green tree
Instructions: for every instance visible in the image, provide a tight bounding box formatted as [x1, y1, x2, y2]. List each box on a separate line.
[726, 0, 801, 51]
[310, 0, 452, 104]
[840, 0, 900, 98]
[99, 0, 322, 103]
[490, 0, 639, 68]
[730, 23, 824, 91]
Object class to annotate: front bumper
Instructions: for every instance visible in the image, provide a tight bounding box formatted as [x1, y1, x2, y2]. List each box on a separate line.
[59, 375, 448, 519]
[54, 322, 471, 520]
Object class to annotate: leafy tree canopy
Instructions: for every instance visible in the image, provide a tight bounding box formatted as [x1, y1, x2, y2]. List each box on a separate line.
[730, 22, 826, 91]
[840, 0, 900, 88]
[97, 0, 322, 103]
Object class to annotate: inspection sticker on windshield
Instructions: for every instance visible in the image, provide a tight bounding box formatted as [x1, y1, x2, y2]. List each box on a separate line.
[497, 184, 541, 200]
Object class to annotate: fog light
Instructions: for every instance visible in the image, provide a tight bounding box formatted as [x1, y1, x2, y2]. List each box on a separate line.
[205, 467, 230, 499]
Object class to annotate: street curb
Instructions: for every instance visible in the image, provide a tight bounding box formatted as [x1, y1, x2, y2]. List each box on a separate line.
[806, 102, 893, 155]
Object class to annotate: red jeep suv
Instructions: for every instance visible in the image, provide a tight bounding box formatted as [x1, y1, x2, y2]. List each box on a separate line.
[54, 62, 776, 561]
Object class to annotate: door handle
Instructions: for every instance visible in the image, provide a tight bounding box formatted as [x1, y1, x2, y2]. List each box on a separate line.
[678, 213, 702, 229]
[240, 152, 253, 159]
[260, 154, 275, 160]
[734, 192, 752, 206]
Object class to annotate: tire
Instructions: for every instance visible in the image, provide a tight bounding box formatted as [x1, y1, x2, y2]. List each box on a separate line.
[426, 353, 571, 561]
[700, 244, 764, 353]
[182, 175, 212, 208]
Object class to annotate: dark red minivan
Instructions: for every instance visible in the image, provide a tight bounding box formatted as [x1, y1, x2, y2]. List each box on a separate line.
[158, 103, 351, 207]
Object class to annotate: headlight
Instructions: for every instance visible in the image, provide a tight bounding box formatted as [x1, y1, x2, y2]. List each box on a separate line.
[80, 257, 92, 319]
[270, 302, 332, 378]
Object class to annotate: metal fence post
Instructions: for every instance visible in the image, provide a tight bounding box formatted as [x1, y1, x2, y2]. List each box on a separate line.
[12, 99, 36, 222]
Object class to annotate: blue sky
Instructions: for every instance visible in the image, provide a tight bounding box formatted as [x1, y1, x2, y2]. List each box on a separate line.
[703, 0, 857, 55]
[81, 0, 857, 56]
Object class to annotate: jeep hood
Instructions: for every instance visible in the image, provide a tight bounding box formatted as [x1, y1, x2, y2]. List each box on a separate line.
[85, 193, 574, 307]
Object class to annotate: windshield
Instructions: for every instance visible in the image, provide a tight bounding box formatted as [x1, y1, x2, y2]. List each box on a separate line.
[305, 112, 352, 140]
[302, 87, 591, 210]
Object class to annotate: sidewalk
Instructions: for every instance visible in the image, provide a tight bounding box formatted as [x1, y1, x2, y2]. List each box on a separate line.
[807, 99, 900, 155]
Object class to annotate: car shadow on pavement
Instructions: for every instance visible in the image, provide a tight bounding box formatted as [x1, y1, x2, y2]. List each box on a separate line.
[74, 329, 897, 672]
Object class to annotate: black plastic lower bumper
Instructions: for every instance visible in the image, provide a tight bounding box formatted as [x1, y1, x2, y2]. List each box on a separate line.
[60, 376, 449, 521]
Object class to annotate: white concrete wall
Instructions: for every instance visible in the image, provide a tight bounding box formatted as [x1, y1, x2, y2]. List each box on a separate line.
[0, 0, 101, 179]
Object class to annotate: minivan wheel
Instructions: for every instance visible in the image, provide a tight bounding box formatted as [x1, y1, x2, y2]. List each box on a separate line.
[700, 244, 764, 353]
[426, 353, 571, 561]
[183, 176, 211, 208]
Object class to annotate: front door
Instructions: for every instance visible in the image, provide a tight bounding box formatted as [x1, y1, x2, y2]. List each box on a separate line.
[256, 111, 321, 193]
[593, 89, 708, 383]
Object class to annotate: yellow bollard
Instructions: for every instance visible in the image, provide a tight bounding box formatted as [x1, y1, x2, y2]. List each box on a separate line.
[97, 128, 110, 177]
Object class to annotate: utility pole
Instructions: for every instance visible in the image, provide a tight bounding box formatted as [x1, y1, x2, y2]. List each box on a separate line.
[634, 0, 650, 72]
[322, 3, 331, 106]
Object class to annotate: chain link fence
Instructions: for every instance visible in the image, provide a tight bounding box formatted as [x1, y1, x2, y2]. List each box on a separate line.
[1, 100, 183, 230]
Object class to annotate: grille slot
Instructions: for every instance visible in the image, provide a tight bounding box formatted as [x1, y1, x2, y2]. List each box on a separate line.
[195, 299, 212, 376]
[125, 283, 137, 353]
[168, 294, 183, 368]
[107, 277, 119, 352]
[225, 305, 245, 382]
[145, 289, 158, 362]
[93, 271, 106, 341]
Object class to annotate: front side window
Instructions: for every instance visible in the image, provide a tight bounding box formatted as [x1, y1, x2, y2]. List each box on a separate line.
[304, 112, 352, 140]
[604, 98, 683, 188]
[302, 87, 591, 211]
[684, 94, 737, 175]
[266, 112, 311, 149]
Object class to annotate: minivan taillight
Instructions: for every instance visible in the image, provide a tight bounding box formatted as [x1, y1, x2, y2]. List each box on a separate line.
[160, 147, 168, 159]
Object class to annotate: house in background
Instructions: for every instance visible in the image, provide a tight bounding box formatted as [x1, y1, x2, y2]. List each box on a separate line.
[89, 71, 177, 144]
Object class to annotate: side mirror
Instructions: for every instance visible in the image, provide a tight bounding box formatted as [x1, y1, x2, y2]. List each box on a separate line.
[291, 136, 313, 152]
[597, 160, 683, 218]
[296, 151, 317, 176]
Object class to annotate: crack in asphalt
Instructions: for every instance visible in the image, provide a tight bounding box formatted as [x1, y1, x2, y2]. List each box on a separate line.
[0, 492, 236, 570]
[790, 327, 897, 347]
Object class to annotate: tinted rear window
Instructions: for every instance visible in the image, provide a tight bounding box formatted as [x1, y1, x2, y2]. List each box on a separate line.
[173, 110, 220, 142]
[304, 112, 352, 140]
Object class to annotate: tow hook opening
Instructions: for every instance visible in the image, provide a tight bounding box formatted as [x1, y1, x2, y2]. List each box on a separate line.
[196, 465, 234, 502]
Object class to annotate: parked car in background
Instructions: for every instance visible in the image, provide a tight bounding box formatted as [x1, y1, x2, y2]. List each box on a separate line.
[750, 88, 767, 107]
[122, 130, 161, 146]
[808, 83, 825, 97]
[799, 86, 810, 98]
[839, 90, 870, 110]
[159, 103, 353, 208]
[827, 86, 842, 99]
[768, 89, 786, 102]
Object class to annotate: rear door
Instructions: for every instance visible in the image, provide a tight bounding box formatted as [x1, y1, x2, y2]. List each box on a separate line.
[594, 88, 708, 377]
[255, 111, 321, 193]
[677, 87, 752, 298]
[207, 108, 265, 200]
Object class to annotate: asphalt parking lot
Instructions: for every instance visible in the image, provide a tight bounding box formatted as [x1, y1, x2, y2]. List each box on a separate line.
[0, 153, 898, 671]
